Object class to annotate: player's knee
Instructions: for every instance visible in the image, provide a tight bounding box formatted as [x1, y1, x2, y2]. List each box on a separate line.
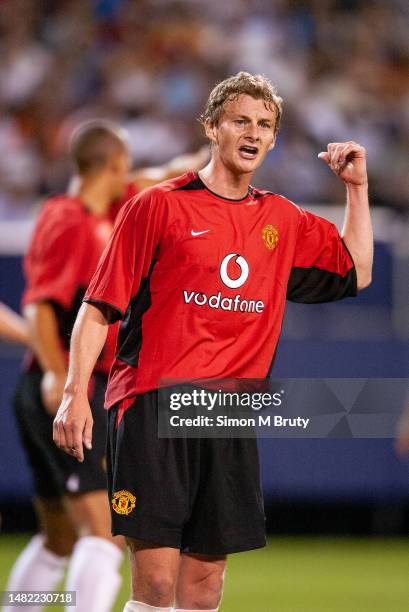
[135, 571, 175, 607]
[43, 531, 76, 557]
[66, 490, 112, 538]
[183, 567, 224, 609]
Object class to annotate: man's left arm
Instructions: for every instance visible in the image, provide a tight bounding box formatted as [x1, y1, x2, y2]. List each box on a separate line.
[0, 302, 29, 345]
[130, 145, 209, 190]
[318, 141, 373, 290]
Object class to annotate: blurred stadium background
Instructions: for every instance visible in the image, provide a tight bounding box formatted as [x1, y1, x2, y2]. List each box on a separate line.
[1, 0, 409, 609]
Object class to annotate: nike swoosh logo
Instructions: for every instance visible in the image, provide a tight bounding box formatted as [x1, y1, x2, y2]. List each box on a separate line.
[191, 230, 210, 236]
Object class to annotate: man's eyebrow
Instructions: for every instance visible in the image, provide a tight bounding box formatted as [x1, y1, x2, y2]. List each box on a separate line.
[226, 112, 250, 119]
[227, 112, 274, 123]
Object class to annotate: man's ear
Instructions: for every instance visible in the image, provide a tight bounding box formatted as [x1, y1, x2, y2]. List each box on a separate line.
[108, 155, 119, 174]
[267, 135, 276, 151]
[204, 120, 217, 145]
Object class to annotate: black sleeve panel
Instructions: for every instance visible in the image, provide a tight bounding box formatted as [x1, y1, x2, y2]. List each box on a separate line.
[83, 298, 125, 323]
[286, 265, 357, 303]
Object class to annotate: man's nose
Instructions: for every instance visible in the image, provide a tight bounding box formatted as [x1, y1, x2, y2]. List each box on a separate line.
[244, 123, 260, 141]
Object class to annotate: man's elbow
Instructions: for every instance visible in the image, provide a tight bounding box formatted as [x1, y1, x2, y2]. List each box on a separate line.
[356, 271, 372, 291]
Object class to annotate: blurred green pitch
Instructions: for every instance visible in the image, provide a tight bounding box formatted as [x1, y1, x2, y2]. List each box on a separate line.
[1, 535, 409, 611]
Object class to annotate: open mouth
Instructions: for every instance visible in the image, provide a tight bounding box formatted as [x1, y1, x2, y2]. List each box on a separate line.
[239, 145, 259, 159]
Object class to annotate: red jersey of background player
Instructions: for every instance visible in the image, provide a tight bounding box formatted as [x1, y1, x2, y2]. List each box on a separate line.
[23, 183, 138, 374]
[84, 172, 357, 406]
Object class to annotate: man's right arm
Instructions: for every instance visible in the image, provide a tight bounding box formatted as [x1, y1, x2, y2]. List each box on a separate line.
[54, 191, 165, 461]
[53, 302, 111, 462]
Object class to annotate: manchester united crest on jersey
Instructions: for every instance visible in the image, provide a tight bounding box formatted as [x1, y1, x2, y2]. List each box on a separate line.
[262, 225, 279, 250]
[112, 490, 136, 515]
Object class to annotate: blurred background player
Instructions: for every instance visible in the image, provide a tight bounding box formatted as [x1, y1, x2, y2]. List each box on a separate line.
[3, 120, 208, 612]
[0, 302, 28, 345]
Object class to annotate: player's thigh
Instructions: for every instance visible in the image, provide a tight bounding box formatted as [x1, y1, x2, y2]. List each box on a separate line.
[182, 437, 266, 555]
[107, 393, 192, 549]
[34, 496, 77, 556]
[126, 537, 180, 602]
[65, 490, 124, 547]
[176, 553, 226, 609]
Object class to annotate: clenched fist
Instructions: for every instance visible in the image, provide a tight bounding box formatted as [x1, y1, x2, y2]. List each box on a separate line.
[318, 141, 368, 186]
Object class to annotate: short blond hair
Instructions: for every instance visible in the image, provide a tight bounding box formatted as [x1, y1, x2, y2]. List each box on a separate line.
[200, 71, 283, 135]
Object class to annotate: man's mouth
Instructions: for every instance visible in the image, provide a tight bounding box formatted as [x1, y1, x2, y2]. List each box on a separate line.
[239, 145, 259, 159]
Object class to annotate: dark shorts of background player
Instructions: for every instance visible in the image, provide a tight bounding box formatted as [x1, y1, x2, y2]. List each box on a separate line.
[14, 368, 108, 499]
[107, 390, 266, 556]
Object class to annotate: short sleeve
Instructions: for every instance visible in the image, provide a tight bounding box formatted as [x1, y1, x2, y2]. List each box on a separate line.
[23, 210, 86, 309]
[287, 208, 357, 303]
[84, 189, 164, 322]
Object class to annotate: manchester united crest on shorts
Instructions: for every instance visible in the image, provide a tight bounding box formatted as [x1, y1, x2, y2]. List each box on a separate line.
[112, 490, 136, 515]
[262, 225, 279, 250]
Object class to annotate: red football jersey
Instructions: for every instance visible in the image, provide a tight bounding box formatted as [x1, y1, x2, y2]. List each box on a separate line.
[84, 172, 356, 407]
[23, 183, 138, 374]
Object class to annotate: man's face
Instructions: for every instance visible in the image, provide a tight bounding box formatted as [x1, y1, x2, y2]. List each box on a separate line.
[205, 94, 277, 176]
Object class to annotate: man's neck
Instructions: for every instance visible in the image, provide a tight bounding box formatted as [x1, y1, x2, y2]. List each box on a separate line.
[199, 157, 253, 200]
[72, 175, 112, 217]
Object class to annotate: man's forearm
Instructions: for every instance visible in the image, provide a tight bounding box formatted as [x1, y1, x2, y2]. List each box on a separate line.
[0, 303, 28, 345]
[23, 302, 66, 373]
[64, 303, 109, 395]
[342, 182, 373, 290]
[131, 146, 209, 190]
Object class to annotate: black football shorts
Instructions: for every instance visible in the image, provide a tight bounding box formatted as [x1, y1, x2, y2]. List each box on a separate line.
[107, 390, 266, 555]
[13, 369, 108, 499]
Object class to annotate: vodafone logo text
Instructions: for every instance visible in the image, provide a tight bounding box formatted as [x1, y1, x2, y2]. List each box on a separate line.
[183, 253, 265, 314]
